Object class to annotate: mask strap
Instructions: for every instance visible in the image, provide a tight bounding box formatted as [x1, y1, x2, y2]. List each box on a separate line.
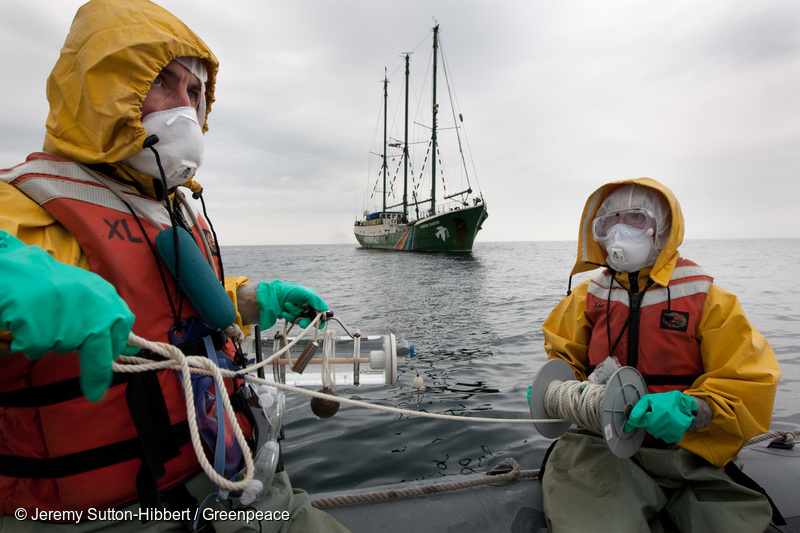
[143, 134, 187, 330]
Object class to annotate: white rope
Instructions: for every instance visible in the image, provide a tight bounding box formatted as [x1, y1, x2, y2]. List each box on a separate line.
[119, 333, 547, 425]
[112, 313, 568, 491]
[544, 379, 605, 433]
[321, 328, 336, 389]
[745, 429, 800, 447]
[112, 328, 550, 511]
[119, 315, 551, 426]
[243, 316, 324, 377]
[118, 316, 797, 494]
[245, 376, 541, 424]
[115, 334, 254, 491]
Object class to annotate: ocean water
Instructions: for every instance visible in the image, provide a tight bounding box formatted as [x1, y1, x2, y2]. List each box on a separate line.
[222, 239, 800, 495]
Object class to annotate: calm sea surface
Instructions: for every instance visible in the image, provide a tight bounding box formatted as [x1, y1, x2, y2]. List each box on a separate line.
[222, 239, 800, 495]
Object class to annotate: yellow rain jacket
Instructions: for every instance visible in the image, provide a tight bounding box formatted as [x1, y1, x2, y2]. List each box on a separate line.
[542, 177, 781, 467]
[0, 0, 251, 350]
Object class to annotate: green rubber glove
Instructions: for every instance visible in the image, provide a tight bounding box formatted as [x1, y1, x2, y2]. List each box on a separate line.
[624, 390, 698, 443]
[0, 231, 135, 402]
[256, 280, 328, 329]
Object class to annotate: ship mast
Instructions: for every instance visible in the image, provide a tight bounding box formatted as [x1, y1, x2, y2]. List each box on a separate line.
[403, 54, 410, 217]
[430, 24, 439, 216]
[382, 69, 388, 212]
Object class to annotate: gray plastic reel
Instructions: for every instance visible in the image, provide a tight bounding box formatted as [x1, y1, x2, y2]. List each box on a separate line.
[529, 359, 647, 458]
[601, 366, 647, 458]
[530, 359, 575, 438]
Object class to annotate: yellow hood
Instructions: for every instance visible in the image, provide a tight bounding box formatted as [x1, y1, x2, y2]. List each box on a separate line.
[571, 177, 685, 287]
[44, 0, 218, 165]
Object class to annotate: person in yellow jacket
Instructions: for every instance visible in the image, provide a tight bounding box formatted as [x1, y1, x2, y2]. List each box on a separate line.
[0, 0, 348, 531]
[538, 178, 781, 532]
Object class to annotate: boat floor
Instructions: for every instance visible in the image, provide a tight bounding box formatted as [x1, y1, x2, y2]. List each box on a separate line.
[311, 441, 799, 533]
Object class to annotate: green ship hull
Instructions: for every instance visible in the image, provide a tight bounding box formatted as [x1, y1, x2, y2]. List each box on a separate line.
[354, 202, 488, 252]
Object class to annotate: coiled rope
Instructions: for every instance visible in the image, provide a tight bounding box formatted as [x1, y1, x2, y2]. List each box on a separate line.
[543, 379, 606, 434]
[539, 379, 800, 448]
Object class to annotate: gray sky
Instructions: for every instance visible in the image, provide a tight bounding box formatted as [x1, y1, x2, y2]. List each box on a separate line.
[2, 0, 799, 245]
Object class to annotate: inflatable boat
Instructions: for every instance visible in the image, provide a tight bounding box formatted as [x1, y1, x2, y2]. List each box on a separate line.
[311, 432, 799, 532]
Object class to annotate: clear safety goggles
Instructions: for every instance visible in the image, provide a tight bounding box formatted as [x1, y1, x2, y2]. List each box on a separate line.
[591, 208, 656, 241]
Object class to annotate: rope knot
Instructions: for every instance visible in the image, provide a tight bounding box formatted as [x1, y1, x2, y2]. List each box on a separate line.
[487, 458, 520, 478]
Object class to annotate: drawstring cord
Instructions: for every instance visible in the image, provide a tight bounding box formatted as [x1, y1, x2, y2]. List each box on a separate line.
[139, 136, 230, 330]
[191, 185, 226, 283]
[144, 136, 185, 330]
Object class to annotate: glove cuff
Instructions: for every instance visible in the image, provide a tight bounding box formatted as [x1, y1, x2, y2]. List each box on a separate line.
[255, 281, 281, 330]
[679, 392, 698, 419]
[687, 396, 711, 431]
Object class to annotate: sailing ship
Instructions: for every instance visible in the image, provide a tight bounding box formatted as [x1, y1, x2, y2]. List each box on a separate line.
[354, 25, 488, 252]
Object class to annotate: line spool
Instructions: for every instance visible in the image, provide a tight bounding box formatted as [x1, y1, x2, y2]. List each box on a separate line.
[529, 359, 648, 458]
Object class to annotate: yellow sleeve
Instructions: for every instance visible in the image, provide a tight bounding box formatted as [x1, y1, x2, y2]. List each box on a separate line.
[680, 284, 781, 466]
[1, 182, 90, 347]
[224, 275, 253, 336]
[542, 280, 594, 381]
[0, 182, 88, 268]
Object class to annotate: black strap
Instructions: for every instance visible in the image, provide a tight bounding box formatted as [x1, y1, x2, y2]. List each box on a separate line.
[724, 461, 786, 527]
[128, 372, 181, 462]
[0, 372, 133, 407]
[176, 328, 227, 356]
[127, 371, 183, 511]
[161, 482, 216, 533]
[641, 374, 701, 386]
[537, 439, 559, 480]
[0, 420, 189, 478]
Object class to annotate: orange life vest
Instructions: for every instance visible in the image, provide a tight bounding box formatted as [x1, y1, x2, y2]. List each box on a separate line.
[585, 258, 713, 393]
[0, 153, 235, 516]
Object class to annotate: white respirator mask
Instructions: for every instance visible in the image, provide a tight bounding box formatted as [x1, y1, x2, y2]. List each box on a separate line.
[126, 106, 205, 189]
[602, 225, 655, 273]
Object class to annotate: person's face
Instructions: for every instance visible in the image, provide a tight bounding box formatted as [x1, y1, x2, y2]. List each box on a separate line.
[140, 60, 203, 118]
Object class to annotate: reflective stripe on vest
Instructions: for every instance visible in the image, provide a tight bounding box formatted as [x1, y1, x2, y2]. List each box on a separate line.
[1, 157, 172, 226]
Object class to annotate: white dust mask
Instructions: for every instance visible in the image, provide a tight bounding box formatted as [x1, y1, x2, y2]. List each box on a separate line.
[602, 225, 655, 272]
[127, 106, 205, 189]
